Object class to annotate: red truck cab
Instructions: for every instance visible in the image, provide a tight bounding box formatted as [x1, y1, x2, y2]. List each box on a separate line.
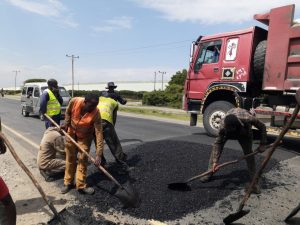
[184, 5, 300, 136]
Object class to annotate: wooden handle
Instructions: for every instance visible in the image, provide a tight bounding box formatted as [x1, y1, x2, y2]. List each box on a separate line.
[0, 132, 66, 225]
[44, 114, 123, 189]
[237, 104, 300, 212]
[187, 150, 259, 183]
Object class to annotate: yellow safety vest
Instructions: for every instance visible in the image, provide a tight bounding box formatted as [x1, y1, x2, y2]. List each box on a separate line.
[46, 89, 61, 116]
[98, 96, 118, 125]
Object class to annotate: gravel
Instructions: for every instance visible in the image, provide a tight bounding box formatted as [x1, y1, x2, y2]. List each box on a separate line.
[51, 140, 278, 224]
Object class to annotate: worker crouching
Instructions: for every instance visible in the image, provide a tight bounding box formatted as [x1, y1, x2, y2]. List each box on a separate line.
[38, 127, 65, 182]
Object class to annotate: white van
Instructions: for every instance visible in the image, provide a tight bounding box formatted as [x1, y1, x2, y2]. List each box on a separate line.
[21, 82, 71, 120]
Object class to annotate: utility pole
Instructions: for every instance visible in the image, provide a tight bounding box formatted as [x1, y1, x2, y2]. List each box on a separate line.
[12, 70, 20, 90]
[66, 54, 79, 97]
[154, 71, 157, 91]
[158, 71, 166, 90]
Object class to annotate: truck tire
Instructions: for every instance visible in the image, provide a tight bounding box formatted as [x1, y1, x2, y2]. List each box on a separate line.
[253, 40, 267, 81]
[203, 101, 234, 137]
[21, 106, 29, 117]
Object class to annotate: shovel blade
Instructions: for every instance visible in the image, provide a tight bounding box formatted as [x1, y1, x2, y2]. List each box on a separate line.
[114, 181, 141, 208]
[223, 209, 250, 225]
[48, 208, 81, 225]
[168, 182, 191, 191]
[285, 203, 300, 222]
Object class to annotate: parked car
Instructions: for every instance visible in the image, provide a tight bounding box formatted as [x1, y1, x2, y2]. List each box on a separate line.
[21, 82, 71, 120]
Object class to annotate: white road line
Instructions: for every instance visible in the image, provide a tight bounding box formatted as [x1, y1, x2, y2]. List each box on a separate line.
[2, 123, 40, 150]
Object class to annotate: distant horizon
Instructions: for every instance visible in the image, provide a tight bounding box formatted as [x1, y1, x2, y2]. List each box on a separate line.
[3, 80, 169, 92]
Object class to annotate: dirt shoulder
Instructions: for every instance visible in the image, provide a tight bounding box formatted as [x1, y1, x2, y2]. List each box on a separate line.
[0, 131, 75, 225]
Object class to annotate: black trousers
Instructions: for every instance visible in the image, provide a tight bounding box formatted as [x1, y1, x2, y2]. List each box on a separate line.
[99, 120, 127, 168]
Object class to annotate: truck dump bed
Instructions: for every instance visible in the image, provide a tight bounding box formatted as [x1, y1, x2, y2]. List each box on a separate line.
[255, 4, 300, 91]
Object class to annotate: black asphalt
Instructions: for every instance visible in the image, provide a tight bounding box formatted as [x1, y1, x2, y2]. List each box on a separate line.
[54, 140, 279, 223]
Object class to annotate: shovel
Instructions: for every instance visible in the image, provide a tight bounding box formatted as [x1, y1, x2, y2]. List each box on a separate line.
[0, 132, 80, 225]
[44, 114, 140, 208]
[285, 203, 300, 222]
[223, 97, 300, 224]
[168, 150, 260, 191]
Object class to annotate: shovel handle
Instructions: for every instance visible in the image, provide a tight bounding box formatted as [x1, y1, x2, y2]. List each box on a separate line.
[44, 114, 123, 189]
[187, 150, 260, 183]
[237, 104, 300, 212]
[0, 132, 66, 225]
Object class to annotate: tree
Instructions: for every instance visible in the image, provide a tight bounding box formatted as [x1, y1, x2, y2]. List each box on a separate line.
[168, 69, 187, 86]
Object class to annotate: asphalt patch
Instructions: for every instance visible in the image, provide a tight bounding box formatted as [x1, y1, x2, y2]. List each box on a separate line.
[57, 140, 278, 223]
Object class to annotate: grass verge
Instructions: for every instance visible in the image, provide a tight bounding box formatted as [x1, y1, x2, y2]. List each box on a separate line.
[119, 106, 203, 123]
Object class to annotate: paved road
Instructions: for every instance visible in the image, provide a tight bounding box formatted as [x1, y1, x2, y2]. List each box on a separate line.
[1, 97, 300, 223]
[1, 97, 299, 159]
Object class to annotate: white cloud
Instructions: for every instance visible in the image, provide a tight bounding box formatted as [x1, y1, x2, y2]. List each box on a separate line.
[131, 0, 300, 24]
[7, 0, 78, 28]
[91, 16, 133, 33]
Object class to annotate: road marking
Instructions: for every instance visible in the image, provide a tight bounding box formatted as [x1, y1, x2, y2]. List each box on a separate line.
[2, 123, 39, 150]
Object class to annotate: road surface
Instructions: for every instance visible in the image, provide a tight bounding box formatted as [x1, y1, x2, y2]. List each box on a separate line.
[0, 97, 299, 225]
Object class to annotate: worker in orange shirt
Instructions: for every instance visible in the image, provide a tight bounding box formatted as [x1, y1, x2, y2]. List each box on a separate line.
[61, 93, 104, 195]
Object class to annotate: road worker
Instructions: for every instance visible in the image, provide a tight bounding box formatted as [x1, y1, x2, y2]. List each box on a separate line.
[97, 84, 129, 173]
[61, 93, 103, 195]
[0, 119, 16, 225]
[201, 108, 267, 194]
[38, 127, 65, 182]
[40, 79, 63, 129]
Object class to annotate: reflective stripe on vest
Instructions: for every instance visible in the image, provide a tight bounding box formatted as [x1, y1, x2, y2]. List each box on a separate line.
[46, 89, 61, 116]
[70, 97, 99, 138]
[97, 96, 118, 124]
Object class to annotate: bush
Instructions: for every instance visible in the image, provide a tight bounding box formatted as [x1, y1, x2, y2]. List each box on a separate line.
[4, 90, 22, 95]
[142, 91, 169, 106]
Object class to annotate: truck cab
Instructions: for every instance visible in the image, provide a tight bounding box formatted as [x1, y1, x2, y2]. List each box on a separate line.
[184, 4, 300, 137]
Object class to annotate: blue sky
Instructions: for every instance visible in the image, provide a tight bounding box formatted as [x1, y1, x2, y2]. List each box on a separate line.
[0, 0, 299, 88]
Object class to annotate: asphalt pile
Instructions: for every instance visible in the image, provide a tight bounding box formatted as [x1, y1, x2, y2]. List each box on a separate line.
[53, 140, 278, 223]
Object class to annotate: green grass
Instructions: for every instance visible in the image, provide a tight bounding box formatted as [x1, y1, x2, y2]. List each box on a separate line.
[119, 106, 203, 122]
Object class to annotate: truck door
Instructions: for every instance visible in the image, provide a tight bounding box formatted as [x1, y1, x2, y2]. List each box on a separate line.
[191, 40, 222, 99]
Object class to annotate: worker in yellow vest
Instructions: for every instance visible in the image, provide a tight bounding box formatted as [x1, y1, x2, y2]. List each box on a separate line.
[40, 79, 63, 129]
[97, 84, 129, 173]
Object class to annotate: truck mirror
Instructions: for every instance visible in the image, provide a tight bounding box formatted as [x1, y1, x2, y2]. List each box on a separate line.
[189, 42, 196, 63]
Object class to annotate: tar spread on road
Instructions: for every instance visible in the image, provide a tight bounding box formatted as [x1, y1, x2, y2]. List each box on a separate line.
[51, 140, 278, 224]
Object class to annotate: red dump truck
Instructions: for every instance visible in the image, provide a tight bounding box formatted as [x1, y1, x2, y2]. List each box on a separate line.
[184, 4, 300, 137]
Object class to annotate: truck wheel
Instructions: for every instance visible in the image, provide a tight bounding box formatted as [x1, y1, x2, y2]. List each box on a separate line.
[253, 40, 267, 81]
[21, 106, 29, 117]
[203, 101, 234, 137]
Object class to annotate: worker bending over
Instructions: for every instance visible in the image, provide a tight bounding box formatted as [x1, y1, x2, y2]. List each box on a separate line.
[201, 108, 267, 194]
[61, 93, 104, 195]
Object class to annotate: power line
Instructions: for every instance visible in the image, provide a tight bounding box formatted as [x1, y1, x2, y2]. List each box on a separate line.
[80, 39, 192, 55]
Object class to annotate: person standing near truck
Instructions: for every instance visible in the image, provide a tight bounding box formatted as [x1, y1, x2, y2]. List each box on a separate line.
[201, 108, 267, 194]
[40, 79, 63, 129]
[61, 93, 104, 195]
